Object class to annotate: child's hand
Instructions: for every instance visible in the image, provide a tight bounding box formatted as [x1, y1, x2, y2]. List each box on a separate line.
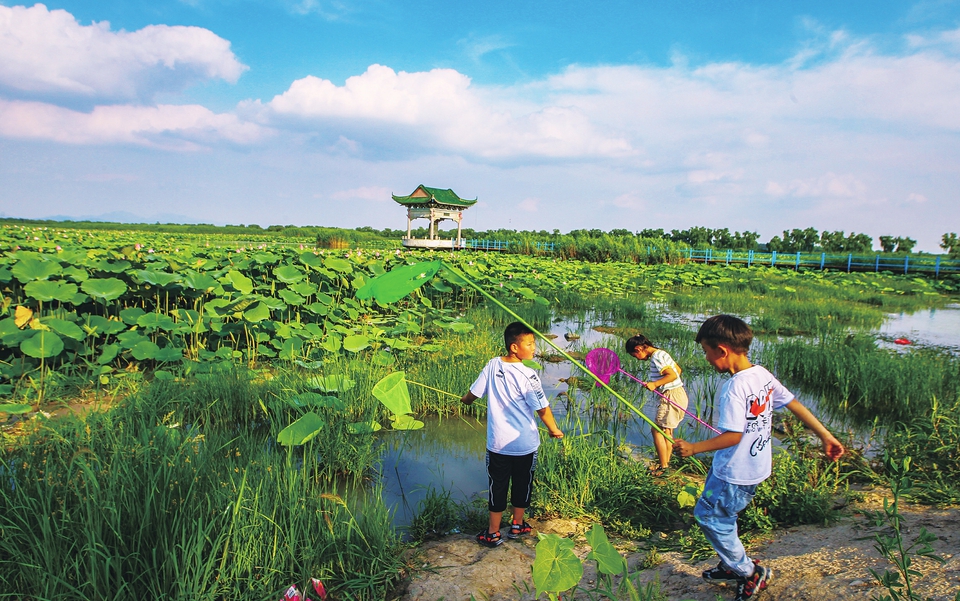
[461, 392, 477, 405]
[823, 436, 845, 461]
[644, 382, 657, 392]
[549, 428, 564, 439]
[673, 439, 694, 457]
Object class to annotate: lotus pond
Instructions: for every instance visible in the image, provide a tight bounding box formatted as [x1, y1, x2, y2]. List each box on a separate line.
[2, 226, 960, 600]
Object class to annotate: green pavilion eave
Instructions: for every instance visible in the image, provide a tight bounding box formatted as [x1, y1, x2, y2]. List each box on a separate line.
[392, 185, 477, 249]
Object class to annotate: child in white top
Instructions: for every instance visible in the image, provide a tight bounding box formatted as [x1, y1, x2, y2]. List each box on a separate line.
[461, 321, 563, 547]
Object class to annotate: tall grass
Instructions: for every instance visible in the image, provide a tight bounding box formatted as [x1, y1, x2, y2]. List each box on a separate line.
[0, 370, 403, 600]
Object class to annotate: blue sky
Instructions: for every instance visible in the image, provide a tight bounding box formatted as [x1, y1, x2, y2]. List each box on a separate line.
[1, 1, 959, 250]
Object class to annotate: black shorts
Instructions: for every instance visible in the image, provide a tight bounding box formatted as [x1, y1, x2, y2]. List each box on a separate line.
[485, 450, 538, 512]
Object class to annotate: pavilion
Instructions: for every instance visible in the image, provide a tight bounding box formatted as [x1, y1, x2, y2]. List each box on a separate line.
[392, 185, 477, 249]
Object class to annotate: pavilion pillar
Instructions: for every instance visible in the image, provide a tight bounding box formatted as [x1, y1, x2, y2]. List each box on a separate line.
[456, 212, 463, 248]
[406, 211, 412, 239]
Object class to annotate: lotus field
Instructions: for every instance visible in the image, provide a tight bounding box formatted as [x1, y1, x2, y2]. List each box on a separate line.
[2, 222, 960, 600]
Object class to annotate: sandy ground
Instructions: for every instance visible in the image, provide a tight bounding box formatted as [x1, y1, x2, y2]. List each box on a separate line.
[398, 493, 960, 601]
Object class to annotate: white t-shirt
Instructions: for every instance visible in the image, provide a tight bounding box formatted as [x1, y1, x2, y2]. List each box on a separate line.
[711, 365, 794, 485]
[470, 357, 550, 456]
[647, 349, 684, 391]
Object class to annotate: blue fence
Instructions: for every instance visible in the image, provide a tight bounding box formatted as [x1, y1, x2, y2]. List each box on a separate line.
[464, 239, 556, 252]
[681, 248, 960, 277]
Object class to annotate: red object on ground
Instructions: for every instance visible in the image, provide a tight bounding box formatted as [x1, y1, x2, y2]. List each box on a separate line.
[894, 338, 912, 345]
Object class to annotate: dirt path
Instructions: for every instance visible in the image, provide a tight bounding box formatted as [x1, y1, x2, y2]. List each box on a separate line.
[399, 495, 960, 601]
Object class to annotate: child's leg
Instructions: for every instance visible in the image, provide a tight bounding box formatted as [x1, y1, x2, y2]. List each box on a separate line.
[651, 427, 673, 468]
[508, 451, 537, 520]
[694, 469, 759, 578]
[485, 451, 511, 533]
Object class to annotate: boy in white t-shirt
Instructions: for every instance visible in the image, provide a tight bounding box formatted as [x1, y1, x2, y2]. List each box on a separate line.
[673, 315, 844, 601]
[461, 322, 564, 547]
[626, 334, 688, 475]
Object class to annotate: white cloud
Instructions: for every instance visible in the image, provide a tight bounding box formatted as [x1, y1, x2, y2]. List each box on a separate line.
[329, 185, 392, 201]
[266, 64, 634, 159]
[0, 99, 268, 148]
[764, 173, 868, 199]
[0, 4, 246, 101]
[907, 192, 928, 203]
[517, 197, 540, 212]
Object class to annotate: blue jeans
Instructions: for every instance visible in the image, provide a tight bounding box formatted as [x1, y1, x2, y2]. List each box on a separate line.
[694, 468, 758, 578]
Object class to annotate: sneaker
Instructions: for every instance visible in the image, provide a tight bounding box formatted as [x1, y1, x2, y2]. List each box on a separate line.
[476, 530, 503, 547]
[702, 559, 760, 583]
[734, 565, 773, 601]
[507, 521, 532, 539]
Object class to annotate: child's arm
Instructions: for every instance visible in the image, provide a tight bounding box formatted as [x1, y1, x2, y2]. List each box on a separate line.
[461, 392, 479, 405]
[536, 407, 564, 438]
[784, 399, 845, 461]
[673, 431, 742, 457]
[645, 365, 679, 391]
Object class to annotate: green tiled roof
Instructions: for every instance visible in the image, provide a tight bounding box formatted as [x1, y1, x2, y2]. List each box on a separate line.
[392, 185, 477, 208]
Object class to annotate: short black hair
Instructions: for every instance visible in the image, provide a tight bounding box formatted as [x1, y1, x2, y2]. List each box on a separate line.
[695, 315, 753, 353]
[625, 335, 653, 354]
[504, 321, 535, 351]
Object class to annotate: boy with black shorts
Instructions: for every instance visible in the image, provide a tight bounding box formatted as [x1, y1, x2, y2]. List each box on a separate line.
[461, 321, 564, 547]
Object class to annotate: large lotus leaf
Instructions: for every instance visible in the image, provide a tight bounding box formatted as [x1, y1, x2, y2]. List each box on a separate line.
[324, 257, 353, 273]
[0, 403, 32, 415]
[95, 260, 131, 273]
[321, 334, 341, 353]
[84, 315, 127, 336]
[12, 258, 62, 282]
[43, 318, 85, 341]
[290, 281, 318, 296]
[119, 307, 146, 324]
[251, 252, 279, 265]
[259, 296, 287, 311]
[183, 272, 219, 292]
[303, 323, 324, 339]
[61, 266, 89, 282]
[243, 301, 271, 323]
[131, 340, 161, 360]
[346, 421, 382, 434]
[389, 414, 424, 430]
[343, 334, 370, 353]
[532, 534, 583, 598]
[299, 252, 324, 268]
[24, 280, 78, 302]
[135, 270, 181, 287]
[372, 372, 412, 416]
[315, 292, 333, 306]
[0, 265, 11, 283]
[372, 350, 396, 366]
[279, 336, 303, 360]
[20, 331, 64, 358]
[355, 261, 442, 304]
[82, 278, 127, 302]
[97, 343, 120, 365]
[117, 330, 149, 349]
[585, 524, 627, 575]
[449, 322, 475, 333]
[137, 313, 176, 331]
[304, 302, 329, 316]
[288, 392, 346, 410]
[0, 319, 30, 346]
[273, 265, 305, 283]
[277, 412, 325, 446]
[278, 289, 305, 306]
[153, 346, 183, 362]
[308, 374, 355, 392]
[226, 271, 254, 295]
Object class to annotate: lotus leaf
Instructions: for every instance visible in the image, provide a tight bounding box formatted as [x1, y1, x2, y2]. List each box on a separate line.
[304, 302, 329, 316]
[277, 412, 325, 446]
[243, 302, 271, 323]
[61, 266, 89, 282]
[449, 322, 474, 333]
[346, 421, 382, 434]
[85, 315, 127, 336]
[273, 265, 305, 283]
[120, 307, 146, 324]
[137, 313, 176, 331]
[226, 271, 254, 294]
[342, 334, 370, 353]
[316, 292, 333, 305]
[279, 337, 303, 360]
[154, 346, 183, 362]
[585, 525, 626, 575]
[303, 323, 324, 339]
[298, 252, 323, 268]
[389, 414, 424, 430]
[309, 374, 355, 392]
[24, 280, 78, 302]
[372, 350, 396, 366]
[131, 340, 161, 360]
[0, 403, 32, 415]
[14, 306, 33, 328]
[82, 278, 127, 302]
[321, 334, 341, 353]
[324, 257, 353, 273]
[372, 371, 412, 416]
[154, 370, 175, 380]
[183, 272, 219, 292]
[289, 281, 317, 296]
[117, 331, 149, 349]
[97, 343, 120, 365]
[259, 296, 287, 311]
[12, 258, 61, 282]
[294, 360, 324, 370]
[43, 318, 85, 341]
[20, 331, 64, 358]
[532, 534, 583, 598]
[135, 270, 181, 287]
[355, 260, 442, 304]
[0, 319, 30, 346]
[95, 260, 131, 273]
[278, 289, 306, 306]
